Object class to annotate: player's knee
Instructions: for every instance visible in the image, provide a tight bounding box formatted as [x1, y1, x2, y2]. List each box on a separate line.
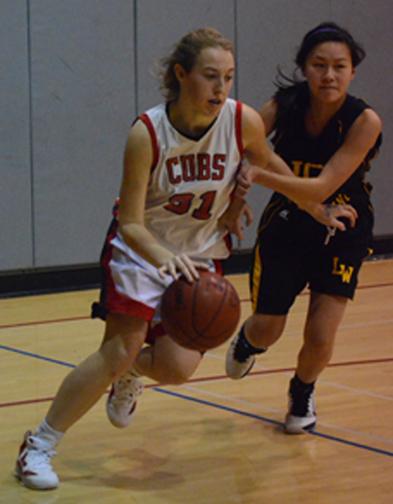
[305, 332, 334, 357]
[155, 364, 193, 385]
[247, 313, 286, 342]
[100, 338, 139, 379]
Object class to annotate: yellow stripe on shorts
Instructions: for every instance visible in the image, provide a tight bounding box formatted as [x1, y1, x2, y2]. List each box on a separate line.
[251, 243, 262, 312]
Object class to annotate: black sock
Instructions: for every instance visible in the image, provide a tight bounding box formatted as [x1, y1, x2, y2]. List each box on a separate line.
[290, 374, 315, 393]
[237, 325, 266, 356]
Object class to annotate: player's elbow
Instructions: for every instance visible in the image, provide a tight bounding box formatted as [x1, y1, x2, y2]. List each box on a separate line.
[118, 220, 144, 246]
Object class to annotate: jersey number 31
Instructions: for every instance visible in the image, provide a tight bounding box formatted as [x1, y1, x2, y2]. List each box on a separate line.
[164, 191, 216, 220]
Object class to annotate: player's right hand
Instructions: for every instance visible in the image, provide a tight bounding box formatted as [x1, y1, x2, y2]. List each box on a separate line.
[235, 164, 254, 198]
[158, 254, 209, 282]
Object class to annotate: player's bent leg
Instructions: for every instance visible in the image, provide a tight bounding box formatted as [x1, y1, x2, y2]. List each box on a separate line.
[226, 314, 286, 379]
[44, 313, 147, 432]
[142, 335, 203, 385]
[106, 335, 202, 428]
[285, 293, 347, 434]
[16, 314, 146, 489]
[100, 314, 149, 429]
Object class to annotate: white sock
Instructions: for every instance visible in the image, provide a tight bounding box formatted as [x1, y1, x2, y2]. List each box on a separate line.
[35, 419, 64, 447]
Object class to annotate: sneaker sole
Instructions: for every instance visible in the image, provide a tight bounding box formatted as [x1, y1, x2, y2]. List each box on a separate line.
[284, 420, 316, 435]
[106, 400, 137, 428]
[226, 356, 256, 380]
[14, 466, 58, 490]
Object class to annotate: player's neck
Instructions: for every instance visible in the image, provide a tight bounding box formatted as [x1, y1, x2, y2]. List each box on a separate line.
[306, 95, 347, 136]
[168, 100, 215, 139]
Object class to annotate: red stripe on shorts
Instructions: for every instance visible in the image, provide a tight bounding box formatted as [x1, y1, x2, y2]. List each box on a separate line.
[101, 227, 155, 322]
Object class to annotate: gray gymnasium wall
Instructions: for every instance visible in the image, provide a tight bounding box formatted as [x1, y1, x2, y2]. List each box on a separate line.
[1, 0, 392, 272]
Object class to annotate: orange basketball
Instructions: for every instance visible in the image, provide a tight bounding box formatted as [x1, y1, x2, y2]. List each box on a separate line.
[161, 271, 240, 352]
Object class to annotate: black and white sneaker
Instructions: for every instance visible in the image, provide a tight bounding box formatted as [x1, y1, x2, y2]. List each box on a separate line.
[225, 327, 265, 380]
[285, 376, 317, 434]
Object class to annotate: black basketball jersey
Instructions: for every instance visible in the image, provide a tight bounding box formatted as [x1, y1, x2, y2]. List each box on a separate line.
[271, 93, 381, 206]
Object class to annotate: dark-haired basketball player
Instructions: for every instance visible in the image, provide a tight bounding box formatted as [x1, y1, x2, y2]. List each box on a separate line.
[226, 22, 382, 434]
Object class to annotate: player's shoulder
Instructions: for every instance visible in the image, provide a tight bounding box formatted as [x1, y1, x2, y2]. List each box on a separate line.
[360, 107, 382, 130]
[125, 112, 157, 154]
[240, 102, 266, 144]
[345, 95, 382, 129]
[241, 102, 264, 128]
[351, 106, 382, 137]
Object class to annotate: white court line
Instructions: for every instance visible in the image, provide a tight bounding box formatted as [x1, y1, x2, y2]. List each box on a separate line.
[179, 383, 393, 446]
[204, 351, 393, 401]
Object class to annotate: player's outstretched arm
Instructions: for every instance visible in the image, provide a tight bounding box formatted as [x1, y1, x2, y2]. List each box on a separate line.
[243, 103, 382, 204]
[239, 103, 362, 229]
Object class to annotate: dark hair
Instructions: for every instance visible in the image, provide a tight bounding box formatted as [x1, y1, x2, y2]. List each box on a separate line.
[272, 22, 365, 132]
[295, 22, 366, 69]
[159, 27, 234, 101]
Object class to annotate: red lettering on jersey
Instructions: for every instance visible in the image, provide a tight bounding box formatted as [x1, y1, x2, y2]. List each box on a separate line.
[197, 153, 210, 180]
[212, 154, 225, 180]
[166, 157, 181, 184]
[166, 153, 225, 184]
[180, 155, 196, 182]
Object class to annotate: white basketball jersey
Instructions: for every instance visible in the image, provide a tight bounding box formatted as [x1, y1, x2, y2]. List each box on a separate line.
[117, 98, 243, 260]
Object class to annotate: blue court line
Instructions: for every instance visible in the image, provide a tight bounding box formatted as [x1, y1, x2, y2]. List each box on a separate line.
[155, 388, 393, 458]
[1, 342, 393, 458]
[0, 344, 75, 369]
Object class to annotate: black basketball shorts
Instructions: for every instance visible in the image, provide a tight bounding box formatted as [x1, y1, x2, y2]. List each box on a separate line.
[250, 205, 373, 315]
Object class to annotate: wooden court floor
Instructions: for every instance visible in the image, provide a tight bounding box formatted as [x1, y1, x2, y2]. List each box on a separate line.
[1, 258, 392, 503]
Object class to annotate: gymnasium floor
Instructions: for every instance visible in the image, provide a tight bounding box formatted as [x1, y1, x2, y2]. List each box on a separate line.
[1, 259, 392, 503]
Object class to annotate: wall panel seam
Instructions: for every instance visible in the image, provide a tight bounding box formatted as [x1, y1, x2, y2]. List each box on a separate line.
[26, 0, 36, 266]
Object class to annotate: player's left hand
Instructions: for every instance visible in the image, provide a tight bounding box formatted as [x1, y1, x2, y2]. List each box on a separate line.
[219, 202, 253, 240]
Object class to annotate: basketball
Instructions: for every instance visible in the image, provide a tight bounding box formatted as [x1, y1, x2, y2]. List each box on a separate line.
[161, 271, 240, 352]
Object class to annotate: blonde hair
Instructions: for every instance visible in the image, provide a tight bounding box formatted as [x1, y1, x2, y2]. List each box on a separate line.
[159, 27, 234, 101]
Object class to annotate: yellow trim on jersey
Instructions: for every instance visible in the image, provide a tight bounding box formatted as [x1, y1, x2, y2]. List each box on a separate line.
[251, 243, 262, 312]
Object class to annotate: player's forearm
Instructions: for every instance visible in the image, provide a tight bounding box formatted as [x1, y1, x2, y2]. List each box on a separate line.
[265, 151, 296, 176]
[119, 222, 173, 268]
[252, 167, 329, 203]
[221, 195, 245, 222]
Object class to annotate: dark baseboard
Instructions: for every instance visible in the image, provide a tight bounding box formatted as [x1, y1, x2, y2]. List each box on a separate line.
[0, 264, 101, 298]
[1, 234, 392, 298]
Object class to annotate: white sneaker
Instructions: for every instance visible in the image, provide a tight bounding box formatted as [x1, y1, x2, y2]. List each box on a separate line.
[225, 330, 265, 380]
[15, 431, 59, 490]
[285, 378, 317, 434]
[106, 371, 144, 428]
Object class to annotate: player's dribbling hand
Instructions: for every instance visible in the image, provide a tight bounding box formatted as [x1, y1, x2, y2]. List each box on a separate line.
[158, 254, 209, 282]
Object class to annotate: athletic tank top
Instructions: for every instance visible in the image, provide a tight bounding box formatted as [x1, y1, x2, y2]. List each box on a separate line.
[272, 93, 381, 206]
[114, 98, 244, 259]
